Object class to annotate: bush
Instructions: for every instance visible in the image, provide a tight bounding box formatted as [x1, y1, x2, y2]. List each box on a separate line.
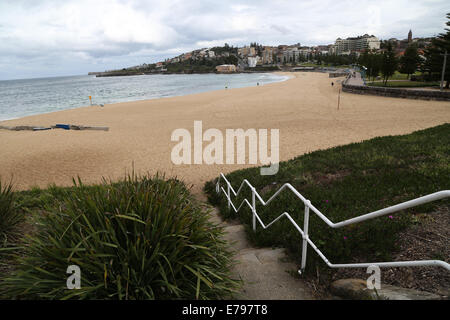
[0, 174, 240, 300]
[0, 180, 22, 251]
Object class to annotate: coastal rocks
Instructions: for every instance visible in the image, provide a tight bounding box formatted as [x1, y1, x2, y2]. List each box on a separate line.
[330, 279, 371, 299]
[330, 278, 444, 300]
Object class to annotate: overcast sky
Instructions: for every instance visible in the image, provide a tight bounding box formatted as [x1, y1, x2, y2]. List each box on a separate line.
[0, 0, 448, 80]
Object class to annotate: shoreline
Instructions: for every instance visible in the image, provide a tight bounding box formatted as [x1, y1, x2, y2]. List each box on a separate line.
[1, 72, 449, 195]
[0, 72, 291, 123]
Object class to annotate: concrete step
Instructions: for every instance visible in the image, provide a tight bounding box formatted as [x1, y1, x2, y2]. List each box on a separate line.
[223, 224, 249, 251]
[236, 248, 287, 264]
[233, 249, 312, 300]
[204, 204, 314, 300]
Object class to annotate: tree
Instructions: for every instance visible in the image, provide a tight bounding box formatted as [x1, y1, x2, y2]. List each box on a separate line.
[358, 50, 381, 81]
[370, 53, 382, 81]
[422, 44, 443, 80]
[399, 44, 421, 79]
[381, 43, 398, 85]
[358, 50, 370, 68]
[317, 53, 322, 65]
[434, 12, 450, 88]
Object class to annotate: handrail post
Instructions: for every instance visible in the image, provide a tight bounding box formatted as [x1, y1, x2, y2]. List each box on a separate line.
[227, 183, 231, 210]
[301, 200, 311, 273]
[251, 187, 256, 232]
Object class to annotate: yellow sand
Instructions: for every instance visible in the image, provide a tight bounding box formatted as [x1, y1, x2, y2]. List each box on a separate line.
[1, 72, 449, 196]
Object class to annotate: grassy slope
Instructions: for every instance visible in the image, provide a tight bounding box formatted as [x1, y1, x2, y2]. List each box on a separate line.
[205, 124, 450, 273]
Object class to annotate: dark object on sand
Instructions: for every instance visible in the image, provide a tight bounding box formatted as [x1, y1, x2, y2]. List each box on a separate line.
[55, 124, 71, 130]
[52, 124, 108, 131]
[0, 125, 43, 131]
[69, 125, 109, 131]
[332, 82, 334, 86]
[0, 124, 109, 132]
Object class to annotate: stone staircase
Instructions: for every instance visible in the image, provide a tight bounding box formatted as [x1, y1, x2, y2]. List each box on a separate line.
[208, 207, 314, 300]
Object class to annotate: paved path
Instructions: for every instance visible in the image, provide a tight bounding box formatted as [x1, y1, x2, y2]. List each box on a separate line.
[206, 205, 314, 300]
[345, 70, 365, 86]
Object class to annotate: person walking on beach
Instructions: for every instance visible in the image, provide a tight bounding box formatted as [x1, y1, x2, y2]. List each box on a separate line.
[331, 82, 334, 87]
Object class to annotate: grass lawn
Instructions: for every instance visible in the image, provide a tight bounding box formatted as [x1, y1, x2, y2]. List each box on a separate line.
[364, 71, 422, 83]
[368, 81, 440, 88]
[389, 71, 422, 80]
[205, 124, 449, 282]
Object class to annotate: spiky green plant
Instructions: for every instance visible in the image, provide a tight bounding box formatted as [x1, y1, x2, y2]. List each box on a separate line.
[0, 174, 240, 299]
[0, 179, 22, 250]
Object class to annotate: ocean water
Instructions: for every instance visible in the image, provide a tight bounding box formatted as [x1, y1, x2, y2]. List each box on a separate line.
[0, 73, 289, 121]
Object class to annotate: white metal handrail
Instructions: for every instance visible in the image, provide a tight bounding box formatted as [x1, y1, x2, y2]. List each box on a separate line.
[216, 173, 450, 273]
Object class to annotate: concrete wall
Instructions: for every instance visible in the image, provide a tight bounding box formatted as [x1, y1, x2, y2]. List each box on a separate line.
[329, 72, 349, 78]
[342, 80, 450, 101]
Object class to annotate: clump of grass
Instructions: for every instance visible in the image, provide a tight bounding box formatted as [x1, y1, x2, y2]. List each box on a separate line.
[0, 180, 23, 251]
[205, 124, 450, 273]
[0, 174, 240, 300]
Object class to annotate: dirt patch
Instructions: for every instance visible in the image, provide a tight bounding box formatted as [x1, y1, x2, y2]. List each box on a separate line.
[260, 182, 281, 196]
[260, 169, 353, 196]
[312, 169, 352, 186]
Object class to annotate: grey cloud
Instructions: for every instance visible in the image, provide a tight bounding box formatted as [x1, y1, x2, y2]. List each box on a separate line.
[0, 0, 448, 80]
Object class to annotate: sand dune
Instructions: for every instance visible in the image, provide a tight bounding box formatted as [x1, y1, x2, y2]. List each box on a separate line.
[1, 72, 449, 196]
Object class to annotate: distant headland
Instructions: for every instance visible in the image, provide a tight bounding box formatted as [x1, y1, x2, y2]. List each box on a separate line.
[88, 33, 435, 77]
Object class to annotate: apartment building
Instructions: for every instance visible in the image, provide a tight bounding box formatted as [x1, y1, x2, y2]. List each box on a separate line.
[238, 46, 256, 57]
[330, 34, 380, 55]
[261, 47, 275, 64]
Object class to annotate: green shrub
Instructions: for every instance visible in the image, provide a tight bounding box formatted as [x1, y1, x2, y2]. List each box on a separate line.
[0, 180, 22, 250]
[0, 174, 240, 300]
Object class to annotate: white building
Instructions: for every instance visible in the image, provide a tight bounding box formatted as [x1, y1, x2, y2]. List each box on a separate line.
[331, 34, 380, 55]
[199, 49, 215, 58]
[248, 56, 258, 68]
[299, 48, 311, 58]
[282, 47, 302, 63]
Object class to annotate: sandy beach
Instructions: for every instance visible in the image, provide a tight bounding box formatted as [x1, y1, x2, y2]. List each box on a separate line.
[1, 72, 449, 195]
